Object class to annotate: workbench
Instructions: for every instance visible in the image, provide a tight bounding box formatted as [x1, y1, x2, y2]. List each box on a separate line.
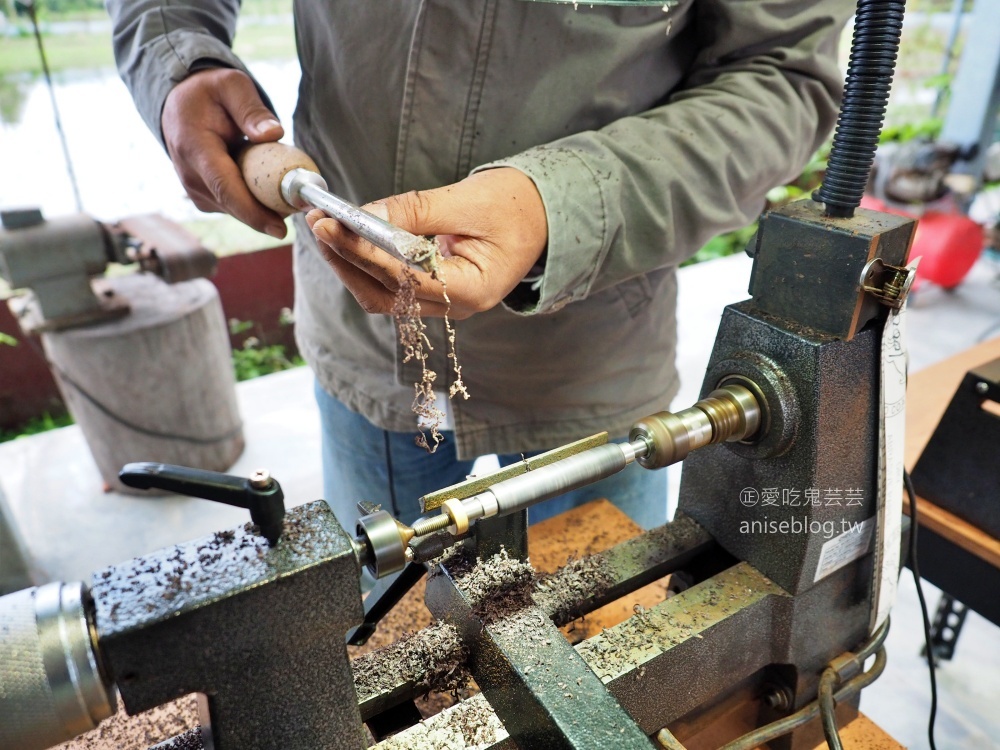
[905, 336, 1000, 630]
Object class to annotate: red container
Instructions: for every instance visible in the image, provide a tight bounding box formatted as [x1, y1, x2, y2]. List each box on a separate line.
[861, 196, 983, 290]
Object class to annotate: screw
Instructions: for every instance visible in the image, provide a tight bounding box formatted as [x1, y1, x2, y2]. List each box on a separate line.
[249, 469, 272, 490]
[404, 547, 415, 563]
[763, 685, 793, 711]
[976, 381, 990, 395]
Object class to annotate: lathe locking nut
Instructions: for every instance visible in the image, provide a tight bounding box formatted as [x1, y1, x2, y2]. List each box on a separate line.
[442, 498, 470, 535]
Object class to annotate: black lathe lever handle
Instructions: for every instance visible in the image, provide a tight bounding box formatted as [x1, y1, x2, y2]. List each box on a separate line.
[119, 462, 286, 545]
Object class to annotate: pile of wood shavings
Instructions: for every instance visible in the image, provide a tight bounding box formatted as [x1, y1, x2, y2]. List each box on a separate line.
[438, 547, 537, 623]
[54, 696, 198, 750]
[352, 622, 469, 700]
[394, 235, 469, 453]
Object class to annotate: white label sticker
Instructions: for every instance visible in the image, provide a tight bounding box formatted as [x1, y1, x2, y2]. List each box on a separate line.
[871, 303, 909, 629]
[814, 516, 876, 583]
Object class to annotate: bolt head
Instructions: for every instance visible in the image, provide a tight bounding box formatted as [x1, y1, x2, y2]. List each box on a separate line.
[763, 685, 792, 711]
[404, 547, 415, 563]
[249, 469, 272, 489]
[976, 381, 990, 395]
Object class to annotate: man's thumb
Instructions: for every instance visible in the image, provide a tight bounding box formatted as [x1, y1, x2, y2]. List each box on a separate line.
[219, 72, 283, 142]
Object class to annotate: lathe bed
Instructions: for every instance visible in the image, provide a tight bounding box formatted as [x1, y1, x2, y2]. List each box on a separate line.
[53, 500, 901, 750]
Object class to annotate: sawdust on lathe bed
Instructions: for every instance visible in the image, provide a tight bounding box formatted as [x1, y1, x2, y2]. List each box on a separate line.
[54, 696, 199, 750]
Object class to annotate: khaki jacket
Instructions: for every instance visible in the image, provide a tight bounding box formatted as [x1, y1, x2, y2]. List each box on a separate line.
[109, 0, 850, 458]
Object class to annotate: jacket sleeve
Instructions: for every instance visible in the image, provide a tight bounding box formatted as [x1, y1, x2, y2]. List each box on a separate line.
[475, 0, 853, 315]
[107, 0, 271, 146]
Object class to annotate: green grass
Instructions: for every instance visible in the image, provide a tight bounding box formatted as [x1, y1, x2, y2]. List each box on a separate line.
[0, 18, 296, 76]
[232, 339, 304, 382]
[0, 32, 112, 74]
[0, 411, 74, 443]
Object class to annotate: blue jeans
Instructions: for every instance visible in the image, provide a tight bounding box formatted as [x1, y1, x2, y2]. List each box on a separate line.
[315, 380, 667, 541]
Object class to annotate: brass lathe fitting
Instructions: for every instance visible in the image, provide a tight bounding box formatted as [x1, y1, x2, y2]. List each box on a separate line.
[629, 384, 762, 470]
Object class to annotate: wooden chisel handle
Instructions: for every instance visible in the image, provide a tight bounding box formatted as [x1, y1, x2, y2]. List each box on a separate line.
[236, 141, 321, 215]
[236, 141, 435, 271]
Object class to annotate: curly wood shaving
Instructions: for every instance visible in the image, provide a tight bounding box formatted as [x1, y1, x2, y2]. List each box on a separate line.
[394, 236, 469, 453]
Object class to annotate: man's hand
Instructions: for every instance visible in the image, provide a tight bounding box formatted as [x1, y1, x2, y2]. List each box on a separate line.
[162, 68, 288, 238]
[307, 168, 548, 320]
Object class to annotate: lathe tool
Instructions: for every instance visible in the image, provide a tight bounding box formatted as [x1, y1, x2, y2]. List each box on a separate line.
[235, 142, 437, 272]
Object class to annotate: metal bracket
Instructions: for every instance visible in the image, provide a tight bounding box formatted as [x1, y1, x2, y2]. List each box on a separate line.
[859, 257, 918, 310]
[925, 593, 969, 662]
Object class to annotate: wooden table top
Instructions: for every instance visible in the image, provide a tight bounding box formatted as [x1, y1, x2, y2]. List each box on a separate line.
[905, 336, 1000, 569]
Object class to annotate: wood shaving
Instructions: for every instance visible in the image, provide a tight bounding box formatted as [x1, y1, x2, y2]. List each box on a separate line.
[53, 695, 198, 750]
[352, 622, 470, 701]
[394, 235, 469, 453]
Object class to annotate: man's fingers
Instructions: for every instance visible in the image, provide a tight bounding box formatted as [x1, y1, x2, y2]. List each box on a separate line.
[306, 209, 403, 293]
[317, 233, 450, 317]
[319, 248, 398, 314]
[162, 69, 286, 237]
[311, 215, 408, 293]
[193, 142, 287, 238]
[306, 165, 548, 321]
[308, 210, 493, 316]
[217, 71, 284, 143]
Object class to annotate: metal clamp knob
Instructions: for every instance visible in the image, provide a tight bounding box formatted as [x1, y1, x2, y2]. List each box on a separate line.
[119, 462, 286, 545]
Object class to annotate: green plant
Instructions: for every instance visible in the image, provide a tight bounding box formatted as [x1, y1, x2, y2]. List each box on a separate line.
[0, 332, 18, 347]
[682, 223, 758, 267]
[229, 318, 304, 382]
[880, 117, 944, 145]
[232, 339, 304, 381]
[0, 411, 74, 443]
[228, 318, 255, 336]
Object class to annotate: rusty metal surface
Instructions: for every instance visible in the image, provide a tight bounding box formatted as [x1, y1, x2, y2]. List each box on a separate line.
[747, 200, 915, 340]
[370, 555, 873, 750]
[533, 512, 724, 625]
[421, 433, 608, 511]
[92, 501, 366, 750]
[353, 622, 468, 722]
[112, 214, 217, 283]
[474, 510, 529, 561]
[9, 280, 130, 335]
[372, 693, 516, 750]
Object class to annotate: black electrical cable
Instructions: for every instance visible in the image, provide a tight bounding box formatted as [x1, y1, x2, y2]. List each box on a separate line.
[814, 0, 906, 218]
[905, 470, 939, 750]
